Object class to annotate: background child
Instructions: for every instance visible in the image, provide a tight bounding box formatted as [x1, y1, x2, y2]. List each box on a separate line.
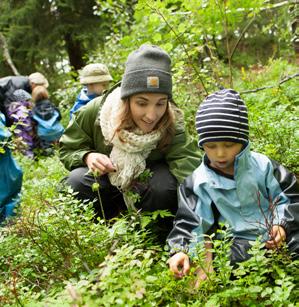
[69, 63, 112, 118]
[0, 112, 23, 224]
[167, 89, 299, 282]
[7, 89, 36, 158]
[0, 72, 48, 126]
[31, 86, 64, 155]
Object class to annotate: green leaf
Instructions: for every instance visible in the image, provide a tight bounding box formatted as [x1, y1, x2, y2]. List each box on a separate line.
[153, 33, 162, 42]
[178, 23, 186, 33]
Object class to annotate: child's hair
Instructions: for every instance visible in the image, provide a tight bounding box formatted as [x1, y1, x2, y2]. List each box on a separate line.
[114, 97, 175, 150]
[31, 85, 49, 102]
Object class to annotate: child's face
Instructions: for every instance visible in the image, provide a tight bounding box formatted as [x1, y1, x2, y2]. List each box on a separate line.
[87, 82, 109, 95]
[202, 141, 243, 175]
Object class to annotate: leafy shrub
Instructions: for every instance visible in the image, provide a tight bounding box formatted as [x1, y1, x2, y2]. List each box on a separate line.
[0, 3, 298, 304]
[238, 59, 299, 173]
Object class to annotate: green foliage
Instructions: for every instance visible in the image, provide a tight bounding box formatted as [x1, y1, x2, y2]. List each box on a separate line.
[52, 77, 81, 127]
[0, 1, 298, 305]
[95, 0, 292, 93]
[237, 59, 299, 173]
[0, 148, 298, 305]
[7, 216, 296, 306]
[205, 240, 299, 307]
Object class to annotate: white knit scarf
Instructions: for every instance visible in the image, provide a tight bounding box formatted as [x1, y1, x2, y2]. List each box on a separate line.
[99, 87, 163, 191]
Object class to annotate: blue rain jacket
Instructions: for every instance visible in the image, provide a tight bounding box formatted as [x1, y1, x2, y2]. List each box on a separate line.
[32, 110, 64, 142]
[0, 113, 23, 223]
[167, 143, 299, 257]
[69, 87, 97, 119]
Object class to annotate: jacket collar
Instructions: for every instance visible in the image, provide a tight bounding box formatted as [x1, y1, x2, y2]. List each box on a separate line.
[234, 142, 251, 174]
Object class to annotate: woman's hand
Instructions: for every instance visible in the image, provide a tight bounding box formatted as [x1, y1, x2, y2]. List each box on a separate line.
[167, 252, 190, 278]
[266, 225, 286, 249]
[84, 152, 116, 175]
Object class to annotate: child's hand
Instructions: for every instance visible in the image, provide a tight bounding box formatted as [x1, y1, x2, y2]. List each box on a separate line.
[266, 225, 286, 249]
[167, 252, 190, 278]
[194, 265, 214, 288]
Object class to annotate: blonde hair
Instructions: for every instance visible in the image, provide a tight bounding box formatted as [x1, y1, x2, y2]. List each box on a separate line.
[114, 98, 176, 151]
[31, 85, 49, 102]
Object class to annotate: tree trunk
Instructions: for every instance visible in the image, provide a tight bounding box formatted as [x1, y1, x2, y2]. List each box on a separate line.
[64, 33, 86, 71]
[0, 32, 20, 76]
[289, 0, 299, 56]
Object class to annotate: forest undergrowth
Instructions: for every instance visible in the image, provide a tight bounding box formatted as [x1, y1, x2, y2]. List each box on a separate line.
[0, 59, 298, 307]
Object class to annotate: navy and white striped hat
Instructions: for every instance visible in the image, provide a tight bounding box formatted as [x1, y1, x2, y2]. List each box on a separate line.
[195, 89, 249, 147]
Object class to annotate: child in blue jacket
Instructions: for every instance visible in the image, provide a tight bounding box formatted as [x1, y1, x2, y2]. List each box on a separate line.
[0, 112, 23, 224]
[31, 85, 64, 155]
[167, 89, 299, 282]
[69, 63, 112, 119]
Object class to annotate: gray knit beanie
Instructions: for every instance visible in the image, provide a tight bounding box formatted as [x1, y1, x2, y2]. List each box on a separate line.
[196, 89, 249, 147]
[12, 89, 32, 102]
[120, 44, 172, 99]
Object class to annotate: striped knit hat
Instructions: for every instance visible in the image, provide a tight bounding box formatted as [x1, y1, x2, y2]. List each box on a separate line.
[195, 89, 249, 147]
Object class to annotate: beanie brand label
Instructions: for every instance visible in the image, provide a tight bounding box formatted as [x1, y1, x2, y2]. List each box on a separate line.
[147, 76, 159, 88]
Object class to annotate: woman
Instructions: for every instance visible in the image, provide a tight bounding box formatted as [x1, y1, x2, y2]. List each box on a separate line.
[59, 44, 201, 221]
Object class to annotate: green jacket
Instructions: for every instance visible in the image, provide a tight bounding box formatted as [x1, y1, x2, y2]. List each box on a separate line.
[59, 91, 202, 184]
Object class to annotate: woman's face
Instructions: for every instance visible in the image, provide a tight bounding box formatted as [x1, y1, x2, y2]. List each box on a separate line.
[129, 92, 168, 133]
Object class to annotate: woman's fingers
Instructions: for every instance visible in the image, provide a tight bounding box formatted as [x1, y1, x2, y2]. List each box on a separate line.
[86, 153, 116, 174]
[96, 155, 116, 173]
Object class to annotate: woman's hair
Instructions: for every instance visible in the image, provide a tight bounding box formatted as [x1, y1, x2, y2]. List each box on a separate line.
[31, 85, 49, 102]
[114, 98, 176, 150]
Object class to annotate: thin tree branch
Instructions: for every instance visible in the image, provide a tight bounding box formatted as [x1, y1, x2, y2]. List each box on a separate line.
[0, 32, 20, 76]
[230, 16, 256, 61]
[240, 73, 299, 94]
[216, 0, 233, 88]
[145, 3, 208, 95]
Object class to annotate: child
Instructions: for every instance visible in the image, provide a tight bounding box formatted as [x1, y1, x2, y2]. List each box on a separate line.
[7, 89, 36, 158]
[167, 89, 299, 281]
[69, 63, 112, 118]
[31, 86, 64, 154]
[0, 72, 48, 126]
[0, 112, 23, 224]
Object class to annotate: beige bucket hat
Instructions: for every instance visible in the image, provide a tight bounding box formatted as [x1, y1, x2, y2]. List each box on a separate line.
[79, 63, 113, 85]
[28, 72, 49, 88]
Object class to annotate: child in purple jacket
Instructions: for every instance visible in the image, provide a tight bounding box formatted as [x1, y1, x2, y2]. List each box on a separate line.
[7, 89, 36, 159]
